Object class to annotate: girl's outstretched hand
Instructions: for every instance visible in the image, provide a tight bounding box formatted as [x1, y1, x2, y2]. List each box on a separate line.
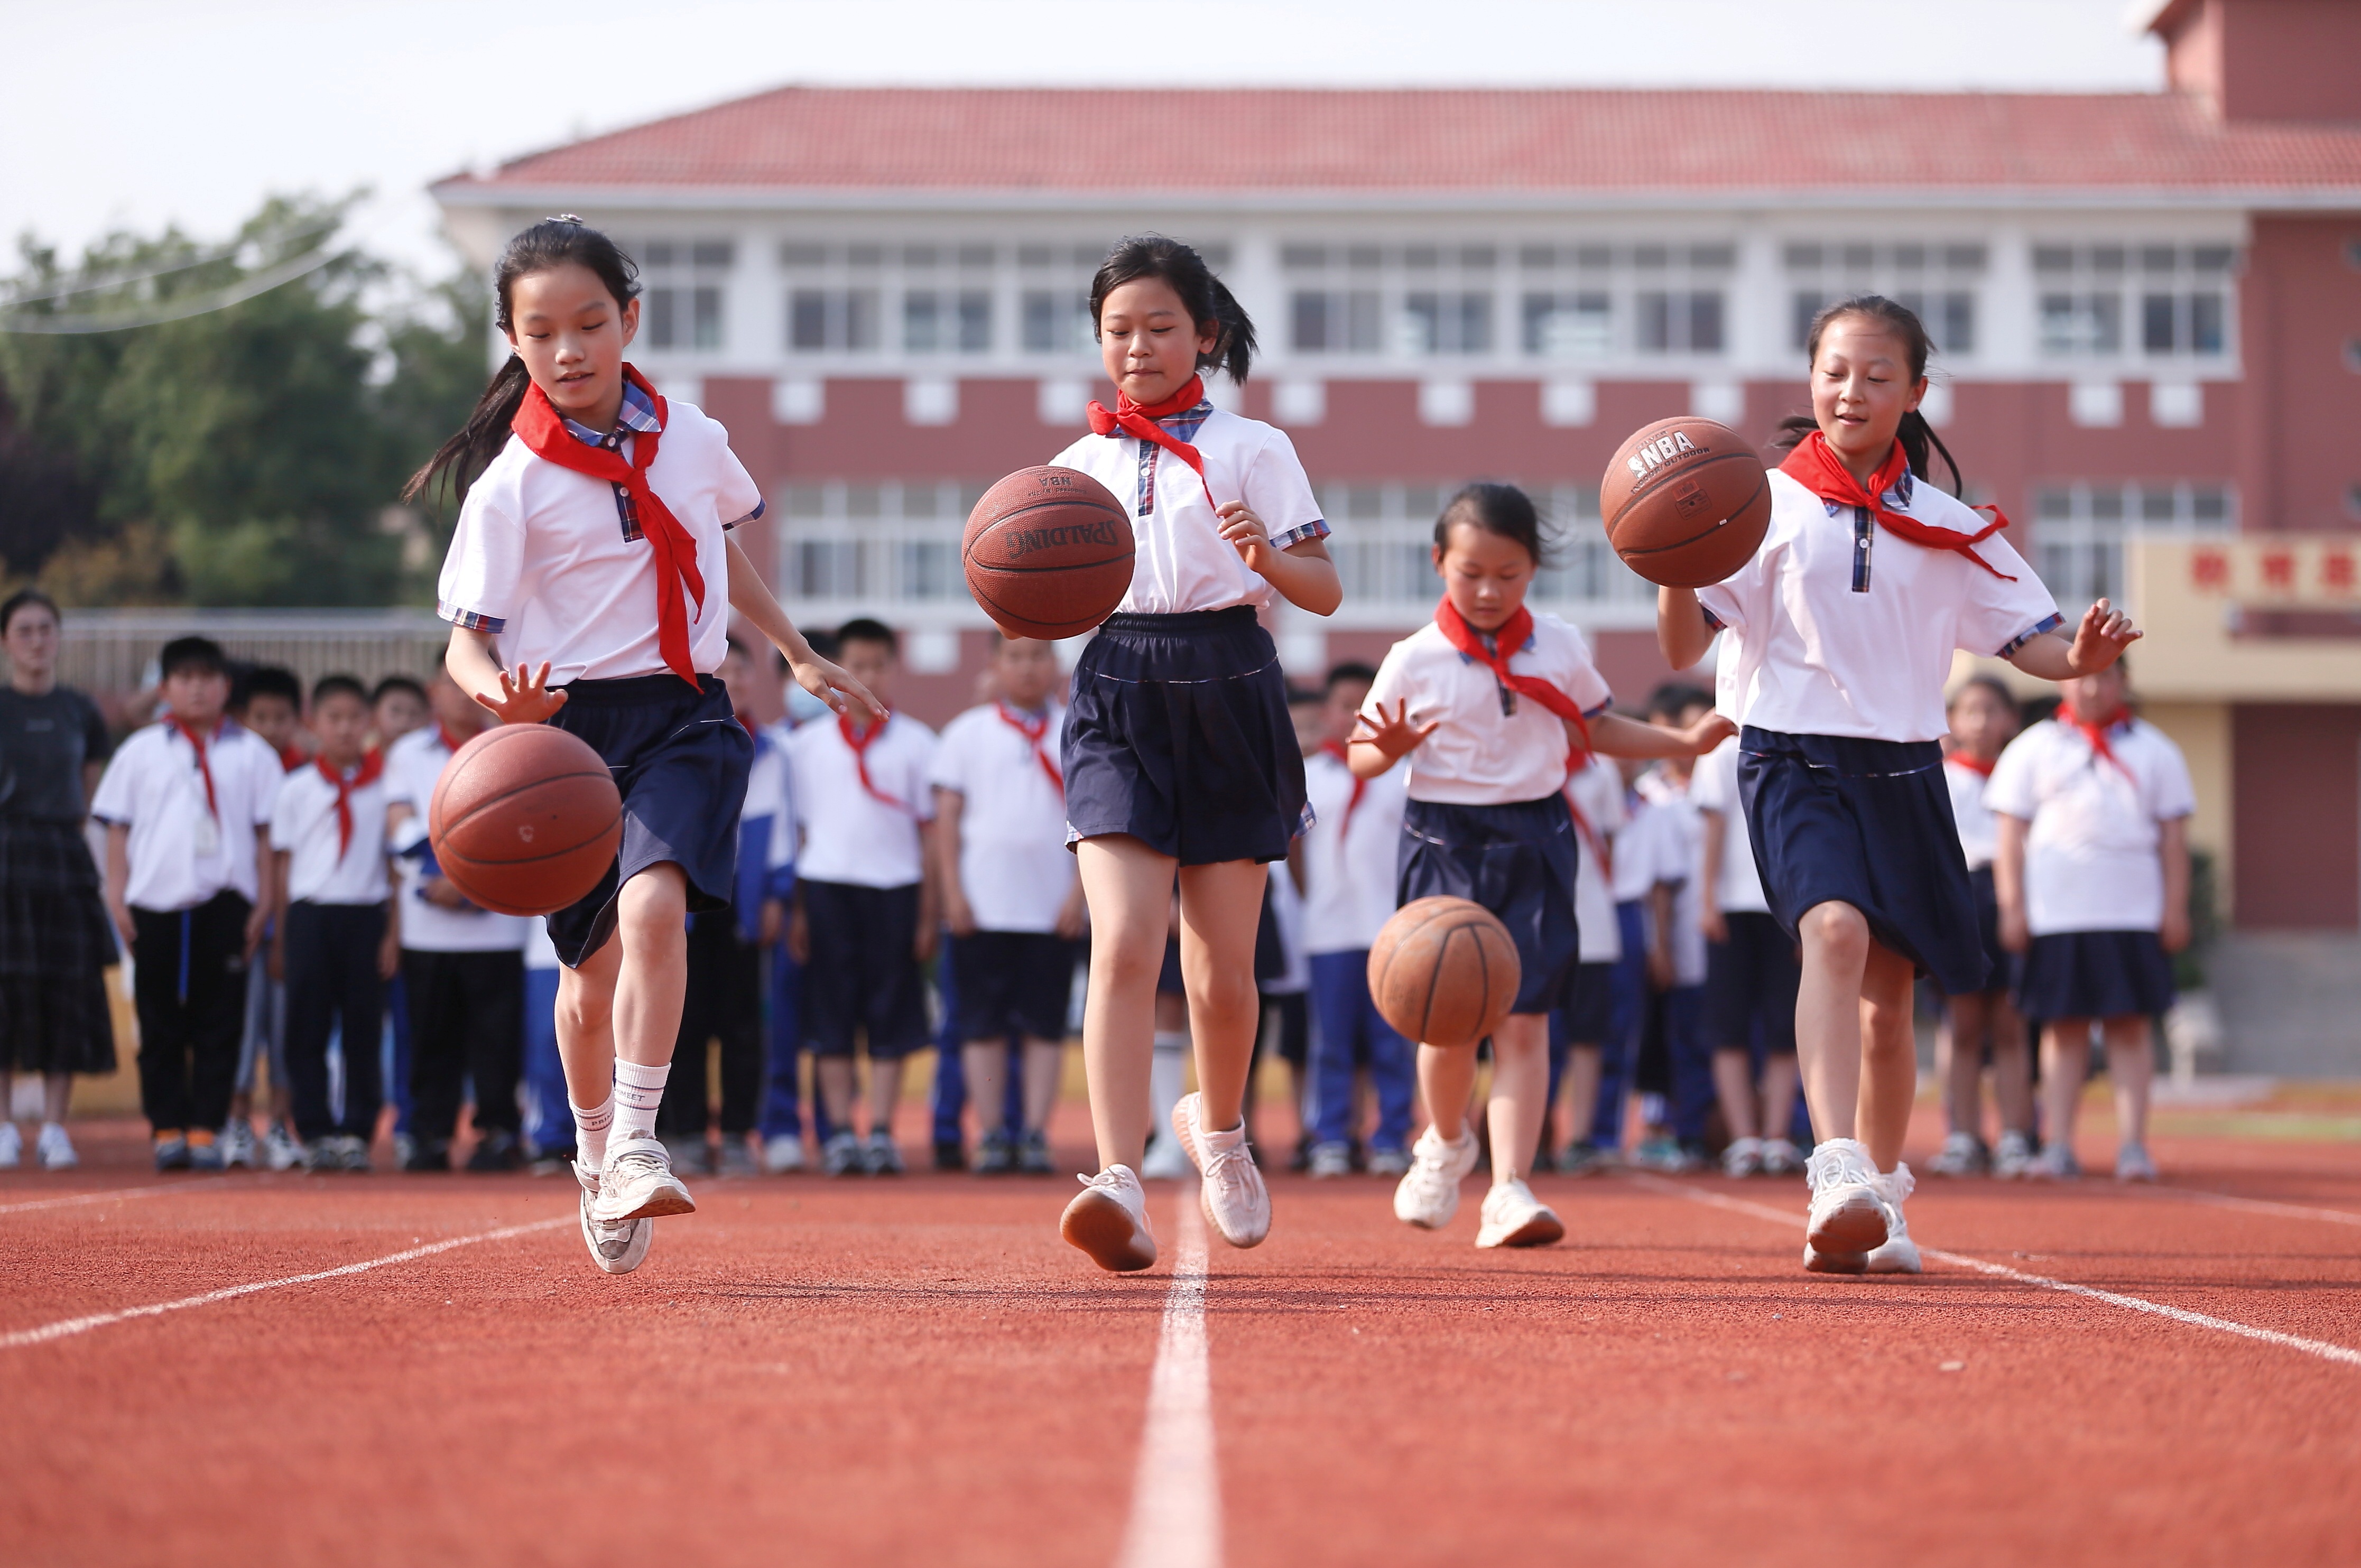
[789, 651, 885, 723]
[485, 662, 568, 725]
[1352, 699, 1439, 762]
[2066, 598, 2143, 675]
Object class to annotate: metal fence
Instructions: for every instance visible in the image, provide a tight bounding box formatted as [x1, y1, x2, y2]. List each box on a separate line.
[53, 607, 449, 698]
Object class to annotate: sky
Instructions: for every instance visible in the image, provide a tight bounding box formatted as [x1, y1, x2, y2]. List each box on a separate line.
[4, 0, 2168, 288]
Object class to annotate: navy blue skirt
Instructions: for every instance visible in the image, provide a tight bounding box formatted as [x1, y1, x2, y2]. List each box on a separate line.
[1396, 795, 1579, 1017]
[546, 673, 752, 968]
[2017, 930, 2174, 1022]
[1937, 865, 2019, 1000]
[1737, 727, 1987, 998]
[1063, 608, 1306, 867]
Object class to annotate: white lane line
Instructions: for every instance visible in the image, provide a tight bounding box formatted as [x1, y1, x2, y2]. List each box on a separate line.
[1625, 1174, 2361, 1371]
[0, 1176, 244, 1216]
[1, 1217, 570, 1351]
[2129, 1184, 2361, 1230]
[1114, 1195, 1220, 1568]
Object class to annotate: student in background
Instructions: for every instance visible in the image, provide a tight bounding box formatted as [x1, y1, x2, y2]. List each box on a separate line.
[1551, 748, 1626, 1176]
[1931, 675, 2034, 1179]
[367, 672, 431, 1158]
[236, 666, 309, 773]
[1990, 659, 2192, 1182]
[519, 917, 571, 1170]
[268, 676, 395, 1172]
[1632, 684, 1715, 1172]
[92, 637, 281, 1172]
[760, 643, 826, 1172]
[1301, 661, 1413, 1179]
[1256, 732, 1315, 1168]
[223, 663, 307, 1170]
[1695, 731, 1803, 1178]
[370, 675, 429, 750]
[1587, 755, 1675, 1161]
[787, 618, 938, 1177]
[931, 634, 1082, 1176]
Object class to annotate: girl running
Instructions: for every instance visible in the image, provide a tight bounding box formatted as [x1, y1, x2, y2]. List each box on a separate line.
[1355, 484, 1730, 1248]
[1659, 294, 2138, 1275]
[1052, 236, 1340, 1273]
[408, 217, 876, 1275]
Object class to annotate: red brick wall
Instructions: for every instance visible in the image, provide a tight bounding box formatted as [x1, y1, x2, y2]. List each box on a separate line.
[2233, 701, 2361, 929]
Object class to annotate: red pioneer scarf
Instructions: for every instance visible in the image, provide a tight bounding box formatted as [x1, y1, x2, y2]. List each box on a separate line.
[316, 750, 386, 858]
[1944, 751, 1996, 779]
[1087, 375, 1219, 509]
[171, 718, 220, 821]
[1779, 431, 2015, 581]
[436, 724, 471, 758]
[512, 364, 707, 685]
[997, 703, 1062, 792]
[1319, 740, 1369, 839]
[838, 713, 910, 813]
[277, 744, 307, 773]
[2057, 701, 2133, 782]
[1432, 597, 1594, 765]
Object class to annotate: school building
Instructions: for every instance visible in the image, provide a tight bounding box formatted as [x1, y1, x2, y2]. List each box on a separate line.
[432, 0, 2361, 1068]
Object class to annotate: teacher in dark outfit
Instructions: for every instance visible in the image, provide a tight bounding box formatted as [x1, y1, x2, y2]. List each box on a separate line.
[0, 590, 118, 1171]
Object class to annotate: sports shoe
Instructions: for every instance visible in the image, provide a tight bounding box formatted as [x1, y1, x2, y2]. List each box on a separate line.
[264, 1123, 306, 1172]
[1394, 1125, 1480, 1229]
[1172, 1093, 1270, 1249]
[718, 1139, 757, 1177]
[2026, 1143, 2082, 1181]
[862, 1131, 905, 1176]
[1557, 1142, 1612, 1177]
[1138, 1130, 1192, 1181]
[1366, 1144, 1412, 1177]
[660, 1136, 711, 1177]
[821, 1130, 863, 1177]
[762, 1134, 806, 1174]
[1721, 1136, 1765, 1179]
[186, 1133, 225, 1172]
[391, 1132, 418, 1170]
[1927, 1130, 1987, 1178]
[575, 1161, 651, 1275]
[1018, 1128, 1055, 1175]
[0, 1122, 19, 1170]
[1475, 1177, 1565, 1249]
[1307, 1140, 1354, 1179]
[404, 1138, 450, 1173]
[1760, 1137, 1805, 1176]
[1803, 1138, 1887, 1266]
[1990, 1130, 2035, 1180]
[593, 1133, 696, 1223]
[153, 1133, 191, 1172]
[219, 1119, 259, 1170]
[2115, 1143, 2159, 1183]
[1060, 1165, 1157, 1272]
[933, 1138, 967, 1172]
[1864, 1163, 1923, 1275]
[466, 1130, 523, 1173]
[974, 1127, 1017, 1175]
[337, 1134, 373, 1173]
[34, 1122, 77, 1172]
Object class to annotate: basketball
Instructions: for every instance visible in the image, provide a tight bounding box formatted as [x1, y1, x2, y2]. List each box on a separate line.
[427, 724, 623, 917]
[1600, 417, 1773, 587]
[963, 465, 1135, 639]
[1366, 896, 1522, 1050]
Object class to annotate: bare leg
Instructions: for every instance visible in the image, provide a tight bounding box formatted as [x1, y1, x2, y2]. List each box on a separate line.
[1760, 1053, 1801, 1143]
[868, 1057, 905, 1139]
[1794, 902, 1873, 1144]
[1173, 859, 1270, 1136]
[1416, 1042, 1479, 1143]
[1940, 991, 1988, 1139]
[1076, 837, 1179, 1171]
[1020, 1038, 1064, 1134]
[1989, 993, 2035, 1134]
[1710, 1049, 1760, 1140]
[42, 1071, 70, 1125]
[1559, 1045, 1602, 1150]
[555, 934, 623, 1111]
[1484, 1013, 1550, 1183]
[2041, 1020, 2094, 1159]
[2104, 1016, 2154, 1151]
[1856, 942, 1919, 1170]
[817, 1057, 855, 1129]
[610, 865, 689, 1069]
[962, 1043, 1008, 1135]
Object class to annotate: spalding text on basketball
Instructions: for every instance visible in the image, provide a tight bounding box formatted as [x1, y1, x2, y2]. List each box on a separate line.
[1005, 518, 1124, 558]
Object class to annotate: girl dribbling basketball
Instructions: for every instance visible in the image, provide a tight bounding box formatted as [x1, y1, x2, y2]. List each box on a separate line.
[1051, 236, 1340, 1272]
[409, 218, 876, 1276]
[1658, 294, 2138, 1274]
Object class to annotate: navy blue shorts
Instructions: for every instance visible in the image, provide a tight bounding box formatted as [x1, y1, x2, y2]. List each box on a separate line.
[1561, 960, 1614, 1046]
[1063, 609, 1307, 867]
[800, 880, 930, 1059]
[1737, 727, 1987, 999]
[1396, 795, 1580, 1017]
[950, 930, 1077, 1044]
[1703, 910, 1800, 1054]
[1941, 866, 2019, 1000]
[547, 674, 751, 968]
[2016, 930, 2174, 1022]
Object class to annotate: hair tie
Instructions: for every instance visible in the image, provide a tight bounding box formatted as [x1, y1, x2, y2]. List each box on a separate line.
[548, 212, 585, 225]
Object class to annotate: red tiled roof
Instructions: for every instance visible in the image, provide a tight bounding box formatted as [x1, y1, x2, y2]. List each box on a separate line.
[434, 87, 2361, 200]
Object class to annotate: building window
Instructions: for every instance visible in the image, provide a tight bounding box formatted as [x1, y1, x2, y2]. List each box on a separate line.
[2030, 479, 2236, 612]
[1637, 291, 1724, 354]
[638, 238, 732, 352]
[1403, 291, 1493, 354]
[1783, 240, 1984, 356]
[2035, 243, 2235, 361]
[777, 479, 992, 609]
[788, 287, 881, 353]
[1518, 241, 1732, 361]
[1290, 285, 1384, 355]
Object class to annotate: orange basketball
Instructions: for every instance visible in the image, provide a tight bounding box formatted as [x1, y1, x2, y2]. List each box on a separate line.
[1366, 896, 1522, 1050]
[427, 725, 622, 917]
[1601, 416, 1772, 587]
[962, 465, 1135, 639]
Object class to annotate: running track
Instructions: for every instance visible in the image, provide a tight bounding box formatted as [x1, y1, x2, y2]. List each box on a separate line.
[6, 1116, 2359, 1567]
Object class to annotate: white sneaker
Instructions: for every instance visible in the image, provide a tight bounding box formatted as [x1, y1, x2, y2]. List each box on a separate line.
[1138, 1130, 1192, 1181]
[1864, 1163, 1923, 1274]
[592, 1133, 696, 1224]
[575, 1161, 651, 1275]
[219, 1119, 259, 1170]
[1991, 1130, 2035, 1180]
[762, 1134, 805, 1174]
[1803, 1138, 1887, 1268]
[1475, 1177, 1564, 1249]
[35, 1122, 77, 1172]
[1760, 1137, 1805, 1176]
[2026, 1143, 2082, 1181]
[1307, 1140, 1353, 1179]
[263, 1123, 306, 1172]
[2115, 1143, 2159, 1183]
[1393, 1125, 1479, 1229]
[1172, 1093, 1270, 1249]
[1721, 1136, 1764, 1179]
[1060, 1164, 1158, 1272]
[1927, 1130, 1986, 1178]
[0, 1122, 20, 1170]
[1366, 1144, 1412, 1177]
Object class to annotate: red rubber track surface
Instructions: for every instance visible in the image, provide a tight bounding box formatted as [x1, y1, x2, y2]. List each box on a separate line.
[6, 1115, 2359, 1568]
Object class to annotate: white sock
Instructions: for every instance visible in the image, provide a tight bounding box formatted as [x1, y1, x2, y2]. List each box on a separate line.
[571, 1096, 615, 1170]
[612, 1060, 670, 1144]
[1150, 1031, 1188, 1138]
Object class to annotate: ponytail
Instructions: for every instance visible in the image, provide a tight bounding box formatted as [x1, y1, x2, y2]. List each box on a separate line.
[1797, 293, 1965, 497]
[1089, 235, 1257, 385]
[402, 216, 641, 506]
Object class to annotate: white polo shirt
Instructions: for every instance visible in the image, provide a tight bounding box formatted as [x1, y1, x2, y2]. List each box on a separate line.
[1945, 756, 2002, 872]
[1364, 613, 1614, 806]
[382, 726, 530, 953]
[1698, 469, 2061, 743]
[1565, 751, 1627, 962]
[1637, 768, 1707, 987]
[789, 711, 937, 889]
[1610, 790, 1670, 907]
[1048, 402, 1327, 616]
[1300, 745, 1410, 955]
[436, 396, 764, 683]
[928, 701, 1074, 933]
[270, 759, 391, 905]
[1986, 715, 2195, 935]
[91, 720, 281, 912]
[1689, 737, 1770, 915]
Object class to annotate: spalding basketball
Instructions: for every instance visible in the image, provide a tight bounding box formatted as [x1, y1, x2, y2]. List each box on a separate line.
[963, 466, 1135, 640]
[1601, 417, 1772, 588]
[427, 725, 622, 917]
[1367, 896, 1521, 1050]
